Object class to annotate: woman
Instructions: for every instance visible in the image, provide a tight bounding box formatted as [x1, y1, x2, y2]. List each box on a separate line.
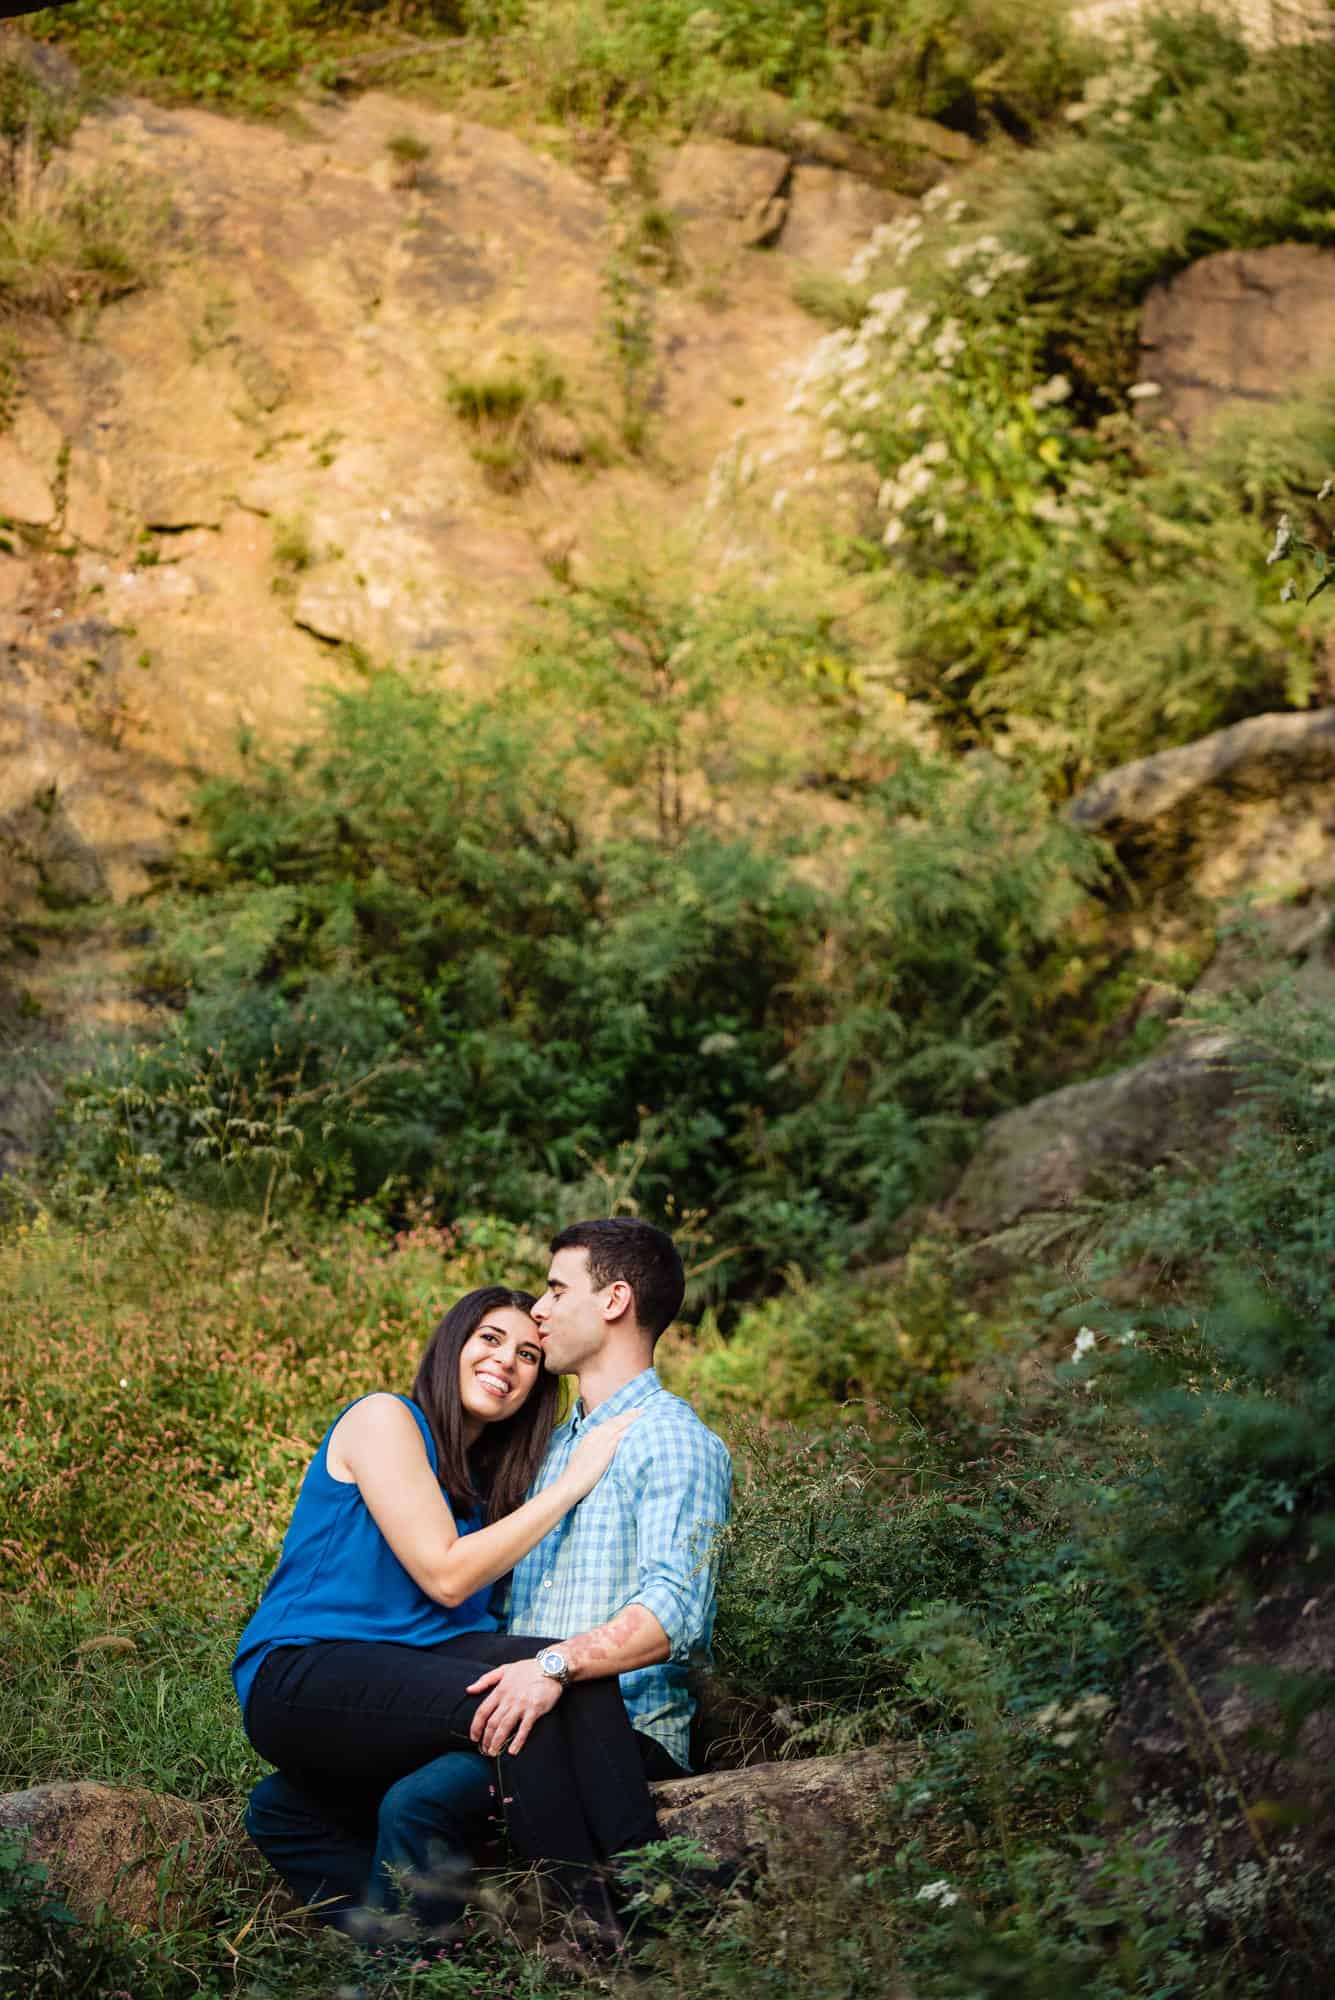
[233, 1284, 661, 1936]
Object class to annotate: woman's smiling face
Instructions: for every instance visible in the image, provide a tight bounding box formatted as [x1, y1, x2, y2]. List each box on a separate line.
[457, 1306, 543, 1432]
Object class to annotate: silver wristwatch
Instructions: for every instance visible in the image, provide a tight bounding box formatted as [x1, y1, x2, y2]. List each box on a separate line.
[536, 1645, 571, 1687]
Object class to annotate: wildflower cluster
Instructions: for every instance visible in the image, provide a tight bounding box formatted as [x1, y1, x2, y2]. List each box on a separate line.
[1062, 38, 1161, 130]
[1266, 484, 1335, 604]
[786, 199, 1122, 572]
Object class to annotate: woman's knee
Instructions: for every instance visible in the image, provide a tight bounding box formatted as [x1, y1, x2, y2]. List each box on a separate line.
[245, 1770, 310, 1844]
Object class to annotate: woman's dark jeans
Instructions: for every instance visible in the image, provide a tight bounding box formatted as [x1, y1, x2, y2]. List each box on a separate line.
[243, 1629, 677, 1927]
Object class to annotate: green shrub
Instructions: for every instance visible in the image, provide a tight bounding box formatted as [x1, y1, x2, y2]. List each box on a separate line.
[791, 21, 1335, 783]
[666, 1242, 982, 1426]
[0, 55, 155, 320]
[457, 0, 1082, 140]
[48, 659, 1100, 1290]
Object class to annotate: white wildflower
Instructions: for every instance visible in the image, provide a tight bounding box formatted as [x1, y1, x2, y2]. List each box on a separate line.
[931, 510, 947, 537]
[1031, 374, 1072, 410]
[868, 286, 908, 320]
[1266, 513, 1294, 566]
[1072, 1326, 1098, 1362]
[946, 199, 968, 223]
[1127, 380, 1162, 401]
[916, 1879, 960, 1908]
[883, 519, 905, 548]
[921, 439, 949, 466]
[822, 436, 848, 461]
[967, 276, 993, 300]
[904, 402, 926, 426]
[772, 488, 789, 514]
[1319, 476, 1334, 502]
[921, 181, 952, 212]
[1280, 579, 1297, 602]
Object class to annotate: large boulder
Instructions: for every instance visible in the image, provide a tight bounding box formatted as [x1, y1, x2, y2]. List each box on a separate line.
[1138, 244, 1335, 440]
[0, 1749, 910, 1932]
[779, 165, 911, 270]
[0, 1782, 208, 1929]
[950, 1030, 1239, 1237]
[661, 138, 791, 249]
[1066, 707, 1335, 901]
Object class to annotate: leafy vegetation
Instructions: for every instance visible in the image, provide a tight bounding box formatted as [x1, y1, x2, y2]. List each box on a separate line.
[7, 8, 1335, 1998]
[0, 51, 154, 326]
[43, 649, 1104, 1296]
[788, 14, 1335, 785]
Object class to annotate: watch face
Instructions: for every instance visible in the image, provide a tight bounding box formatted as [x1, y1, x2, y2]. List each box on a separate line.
[538, 1647, 567, 1678]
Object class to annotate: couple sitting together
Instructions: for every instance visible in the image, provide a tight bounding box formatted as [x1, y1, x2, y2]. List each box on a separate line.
[232, 1215, 733, 1944]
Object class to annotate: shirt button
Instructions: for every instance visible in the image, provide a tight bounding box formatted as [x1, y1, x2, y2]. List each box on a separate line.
[543, 1578, 553, 1589]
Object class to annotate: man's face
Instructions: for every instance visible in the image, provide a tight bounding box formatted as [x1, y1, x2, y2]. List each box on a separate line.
[531, 1246, 614, 1376]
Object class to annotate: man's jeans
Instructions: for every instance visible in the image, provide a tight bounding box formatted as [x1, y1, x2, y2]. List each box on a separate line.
[245, 1752, 496, 1934]
[246, 1732, 688, 1935]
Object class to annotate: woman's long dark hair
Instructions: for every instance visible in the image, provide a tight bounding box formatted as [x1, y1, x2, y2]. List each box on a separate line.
[411, 1286, 558, 1523]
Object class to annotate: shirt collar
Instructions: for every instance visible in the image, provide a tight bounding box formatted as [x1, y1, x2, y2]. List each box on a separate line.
[567, 1366, 661, 1435]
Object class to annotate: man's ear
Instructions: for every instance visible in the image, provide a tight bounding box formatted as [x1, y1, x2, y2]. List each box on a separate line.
[601, 1279, 635, 1325]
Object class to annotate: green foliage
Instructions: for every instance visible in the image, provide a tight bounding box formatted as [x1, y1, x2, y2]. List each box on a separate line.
[40, 0, 467, 117]
[446, 349, 568, 487]
[668, 1241, 982, 1426]
[45, 654, 1101, 1288]
[1094, 979, 1335, 1338]
[1050, 985, 1335, 1581]
[715, 1428, 1007, 1714]
[796, 22, 1335, 783]
[458, 0, 1082, 141]
[0, 54, 154, 320]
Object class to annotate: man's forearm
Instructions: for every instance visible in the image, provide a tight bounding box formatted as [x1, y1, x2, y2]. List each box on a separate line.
[563, 1602, 670, 1682]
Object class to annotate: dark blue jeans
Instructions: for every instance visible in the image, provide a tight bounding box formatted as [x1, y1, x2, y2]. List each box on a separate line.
[242, 1630, 680, 1933]
[245, 1753, 495, 1934]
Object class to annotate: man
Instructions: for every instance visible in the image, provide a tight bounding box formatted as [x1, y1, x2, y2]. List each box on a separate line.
[245, 1215, 732, 1932]
[467, 1215, 733, 1778]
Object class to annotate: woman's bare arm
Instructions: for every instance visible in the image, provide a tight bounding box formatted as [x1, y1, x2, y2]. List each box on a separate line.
[328, 1394, 636, 1607]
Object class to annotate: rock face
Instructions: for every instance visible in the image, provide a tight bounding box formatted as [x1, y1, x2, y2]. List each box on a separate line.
[1139, 245, 1335, 440]
[781, 165, 910, 270]
[0, 85, 834, 913]
[1066, 706, 1335, 900]
[1105, 1577, 1335, 1899]
[950, 1031, 1240, 1236]
[661, 137, 791, 249]
[1075, 0, 1332, 49]
[0, 1750, 907, 1930]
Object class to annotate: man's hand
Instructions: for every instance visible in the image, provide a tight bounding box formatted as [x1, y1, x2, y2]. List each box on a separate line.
[466, 1659, 562, 1756]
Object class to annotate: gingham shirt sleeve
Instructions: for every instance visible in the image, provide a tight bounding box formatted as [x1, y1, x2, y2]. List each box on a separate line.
[625, 1421, 732, 1664]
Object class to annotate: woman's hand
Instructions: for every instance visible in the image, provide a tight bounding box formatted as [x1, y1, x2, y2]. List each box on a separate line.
[560, 1409, 641, 1501]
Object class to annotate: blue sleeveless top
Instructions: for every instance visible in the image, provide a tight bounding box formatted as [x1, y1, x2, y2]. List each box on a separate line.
[231, 1395, 499, 1717]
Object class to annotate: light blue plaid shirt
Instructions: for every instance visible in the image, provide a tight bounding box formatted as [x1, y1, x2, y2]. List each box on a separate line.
[507, 1367, 732, 1771]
